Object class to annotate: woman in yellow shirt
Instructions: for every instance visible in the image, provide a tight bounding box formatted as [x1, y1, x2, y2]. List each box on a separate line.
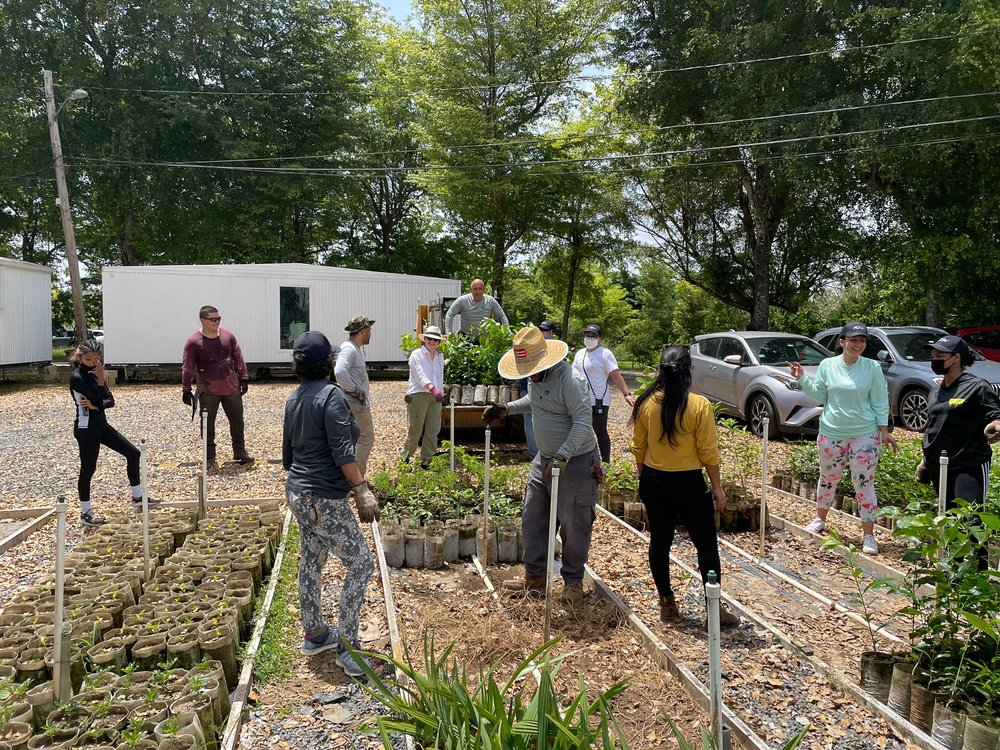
[629, 346, 739, 627]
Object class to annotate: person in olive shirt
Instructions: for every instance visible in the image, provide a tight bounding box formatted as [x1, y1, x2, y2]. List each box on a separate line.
[918, 335, 1000, 525]
[629, 345, 739, 627]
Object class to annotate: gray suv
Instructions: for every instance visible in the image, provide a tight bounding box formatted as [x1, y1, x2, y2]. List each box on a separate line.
[814, 326, 1000, 432]
[690, 331, 833, 437]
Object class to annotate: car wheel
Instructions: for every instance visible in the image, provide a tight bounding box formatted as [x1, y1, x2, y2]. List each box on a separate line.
[899, 388, 930, 432]
[747, 393, 777, 438]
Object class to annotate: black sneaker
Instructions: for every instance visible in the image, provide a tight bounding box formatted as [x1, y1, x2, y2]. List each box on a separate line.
[80, 510, 107, 527]
[234, 453, 256, 465]
[130, 497, 162, 512]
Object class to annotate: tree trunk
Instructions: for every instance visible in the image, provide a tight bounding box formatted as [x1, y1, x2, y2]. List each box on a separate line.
[738, 165, 771, 330]
[562, 240, 582, 340]
[118, 206, 136, 266]
[925, 280, 940, 327]
[491, 238, 506, 304]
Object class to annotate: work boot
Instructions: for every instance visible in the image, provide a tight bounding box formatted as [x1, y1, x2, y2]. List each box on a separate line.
[705, 601, 740, 629]
[234, 452, 256, 465]
[659, 594, 680, 622]
[501, 576, 546, 598]
[559, 581, 584, 609]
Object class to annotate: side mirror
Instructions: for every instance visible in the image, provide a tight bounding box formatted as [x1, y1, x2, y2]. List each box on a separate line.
[877, 350, 893, 364]
[723, 354, 743, 366]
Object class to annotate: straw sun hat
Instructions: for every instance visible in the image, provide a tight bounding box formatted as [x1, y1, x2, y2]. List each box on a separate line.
[420, 325, 445, 342]
[498, 326, 569, 379]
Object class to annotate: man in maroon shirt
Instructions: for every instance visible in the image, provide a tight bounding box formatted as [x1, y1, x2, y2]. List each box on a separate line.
[182, 305, 255, 465]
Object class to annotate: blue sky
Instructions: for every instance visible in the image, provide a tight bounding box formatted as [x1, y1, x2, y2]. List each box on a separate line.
[380, 0, 413, 22]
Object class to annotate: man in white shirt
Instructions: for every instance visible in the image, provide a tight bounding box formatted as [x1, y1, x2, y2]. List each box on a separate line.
[571, 324, 635, 463]
[335, 315, 375, 473]
[445, 279, 509, 340]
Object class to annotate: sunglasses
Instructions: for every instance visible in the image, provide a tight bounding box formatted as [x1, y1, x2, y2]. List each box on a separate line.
[203, 317, 222, 323]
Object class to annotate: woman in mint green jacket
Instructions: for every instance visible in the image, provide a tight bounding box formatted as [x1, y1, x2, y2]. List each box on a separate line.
[788, 322, 898, 555]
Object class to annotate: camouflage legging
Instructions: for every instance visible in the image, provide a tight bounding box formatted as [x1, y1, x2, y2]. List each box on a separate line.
[816, 430, 882, 523]
[286, 488, 374, 642]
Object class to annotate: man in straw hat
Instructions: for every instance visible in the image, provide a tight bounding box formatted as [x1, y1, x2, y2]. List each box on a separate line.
[482, 325, 602, 608]
[335, 316, 376, 473]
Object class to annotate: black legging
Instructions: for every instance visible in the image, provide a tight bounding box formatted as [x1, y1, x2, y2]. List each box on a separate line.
[75, 425, 141, 504]
[639, 466, 722, 597]
[592, 405, 611, 462]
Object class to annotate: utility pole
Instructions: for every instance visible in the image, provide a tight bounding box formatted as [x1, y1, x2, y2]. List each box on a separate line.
[43, 69, 88, 346]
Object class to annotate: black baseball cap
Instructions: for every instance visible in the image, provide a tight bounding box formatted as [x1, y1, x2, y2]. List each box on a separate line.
[292, 331, 334, 365]
[840, 322, 868, 337]
[538, 320, 556, 332]
[584, 324, 601, 337]
[927, 335, 971, 358]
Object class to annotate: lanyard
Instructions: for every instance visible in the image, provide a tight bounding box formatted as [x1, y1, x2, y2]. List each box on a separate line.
[582, 349, 609, 405]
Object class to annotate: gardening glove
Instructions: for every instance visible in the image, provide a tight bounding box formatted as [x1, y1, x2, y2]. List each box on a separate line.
[431, 386, 445, 403]
[915, 460, 931, 484]
[591, 462, 605, 485]
[482, 403, 508, 424]
[182, 390, 193, 406]
[542, 455, 568, 484]
[354, 484, 380, 523]
[239, 379, 249, 396]
[985, 421, 1000, 443]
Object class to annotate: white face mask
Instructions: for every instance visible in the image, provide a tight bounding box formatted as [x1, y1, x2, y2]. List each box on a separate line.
[584, 336, 599, 350]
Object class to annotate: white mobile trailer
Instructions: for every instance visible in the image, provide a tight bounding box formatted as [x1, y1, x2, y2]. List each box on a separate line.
[0, 258, 53, 367]
[102, 264, 461, 367]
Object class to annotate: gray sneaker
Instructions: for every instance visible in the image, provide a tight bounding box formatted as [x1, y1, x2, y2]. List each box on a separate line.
[336, 641, 371, 678]
[300, 626, 340, 656]
[80, 510, 107, 527]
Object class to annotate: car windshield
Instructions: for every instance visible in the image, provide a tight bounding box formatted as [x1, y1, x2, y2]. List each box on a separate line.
[886, 332, 944, 362]
[746, 337, 831, 365]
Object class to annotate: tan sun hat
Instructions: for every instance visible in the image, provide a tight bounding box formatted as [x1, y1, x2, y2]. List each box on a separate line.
[498, 326, 569, 379]
[420, 325, 445, 342]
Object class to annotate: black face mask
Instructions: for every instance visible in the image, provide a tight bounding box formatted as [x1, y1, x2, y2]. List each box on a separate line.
[930, 359, 950, 375]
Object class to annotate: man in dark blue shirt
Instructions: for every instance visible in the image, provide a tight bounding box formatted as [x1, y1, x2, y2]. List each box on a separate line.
[282, 331, 380, 677]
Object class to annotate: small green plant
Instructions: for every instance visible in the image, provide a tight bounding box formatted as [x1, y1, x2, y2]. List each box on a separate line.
[604, 459, 638, 494]
[821, 529, 895, 654]
[358, 636, 630, 749]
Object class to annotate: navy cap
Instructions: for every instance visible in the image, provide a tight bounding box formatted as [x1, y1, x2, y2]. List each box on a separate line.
[538, 320, 556, 332]
[584, 324, 602, 337]
[927, 335, 971, 358]
[840, 322, 868, 337]
[292, 331, 334, 365]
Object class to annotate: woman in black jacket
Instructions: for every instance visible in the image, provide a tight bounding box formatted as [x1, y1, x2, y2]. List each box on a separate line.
[70, 340, 149, 526]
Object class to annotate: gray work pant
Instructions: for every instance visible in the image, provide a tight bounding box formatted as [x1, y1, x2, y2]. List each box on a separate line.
[521, 448, 600, 583]
[286, 488, 374, 641]
[346, 397, 375, 474]
[402, 392, 442, 462]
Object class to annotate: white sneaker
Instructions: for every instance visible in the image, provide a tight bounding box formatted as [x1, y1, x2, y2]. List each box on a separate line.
[862, 535, 879, 555]
[804, 517, 826, 534]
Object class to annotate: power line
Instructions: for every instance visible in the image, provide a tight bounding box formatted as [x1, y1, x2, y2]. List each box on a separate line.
[54, 28, 999, 99]
[79, 89, 999, 165]
[68, 112, 1000, 175]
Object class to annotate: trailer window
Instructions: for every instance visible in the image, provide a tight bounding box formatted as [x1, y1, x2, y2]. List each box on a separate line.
[280, 287, 310, 349]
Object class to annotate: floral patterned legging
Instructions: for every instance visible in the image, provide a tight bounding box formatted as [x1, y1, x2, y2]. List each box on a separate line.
[816, 431, 881, 522]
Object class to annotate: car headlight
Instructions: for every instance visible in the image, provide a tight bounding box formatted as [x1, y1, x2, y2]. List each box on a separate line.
[768, 373, 802, 391]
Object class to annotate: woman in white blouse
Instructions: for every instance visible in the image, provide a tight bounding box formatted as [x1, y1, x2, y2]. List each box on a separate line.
[401, 326, 446, 469]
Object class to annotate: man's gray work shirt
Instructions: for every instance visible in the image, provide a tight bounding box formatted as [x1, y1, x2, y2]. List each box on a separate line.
[506, 361, 597, 459]
[445, 293, 509, 335]
[282, 379, 359, 498]
[334, 340, 370, 401]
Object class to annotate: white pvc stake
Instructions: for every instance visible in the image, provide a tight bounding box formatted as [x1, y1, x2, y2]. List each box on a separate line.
[140, 440, 151, 583]
[759, 417, 769, 557]
[937, 451, 949, 517]
[706, 570, 724, 750]
[199, 408, 208, 521]
[543, 466, 561, 645]
[52, 497, 71, 702]
[449, 399, 456, 472]
[482, 426, 491, 566]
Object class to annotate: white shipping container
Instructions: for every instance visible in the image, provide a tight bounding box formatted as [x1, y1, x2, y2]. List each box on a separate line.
[0, 258, 53, 366]
[102, 264, 461, 367]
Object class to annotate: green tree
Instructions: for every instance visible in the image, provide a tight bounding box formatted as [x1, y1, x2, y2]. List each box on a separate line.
[408, 0, 612, 304]
[620, 263, 678, 366]
[616, 0, 861, 329]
